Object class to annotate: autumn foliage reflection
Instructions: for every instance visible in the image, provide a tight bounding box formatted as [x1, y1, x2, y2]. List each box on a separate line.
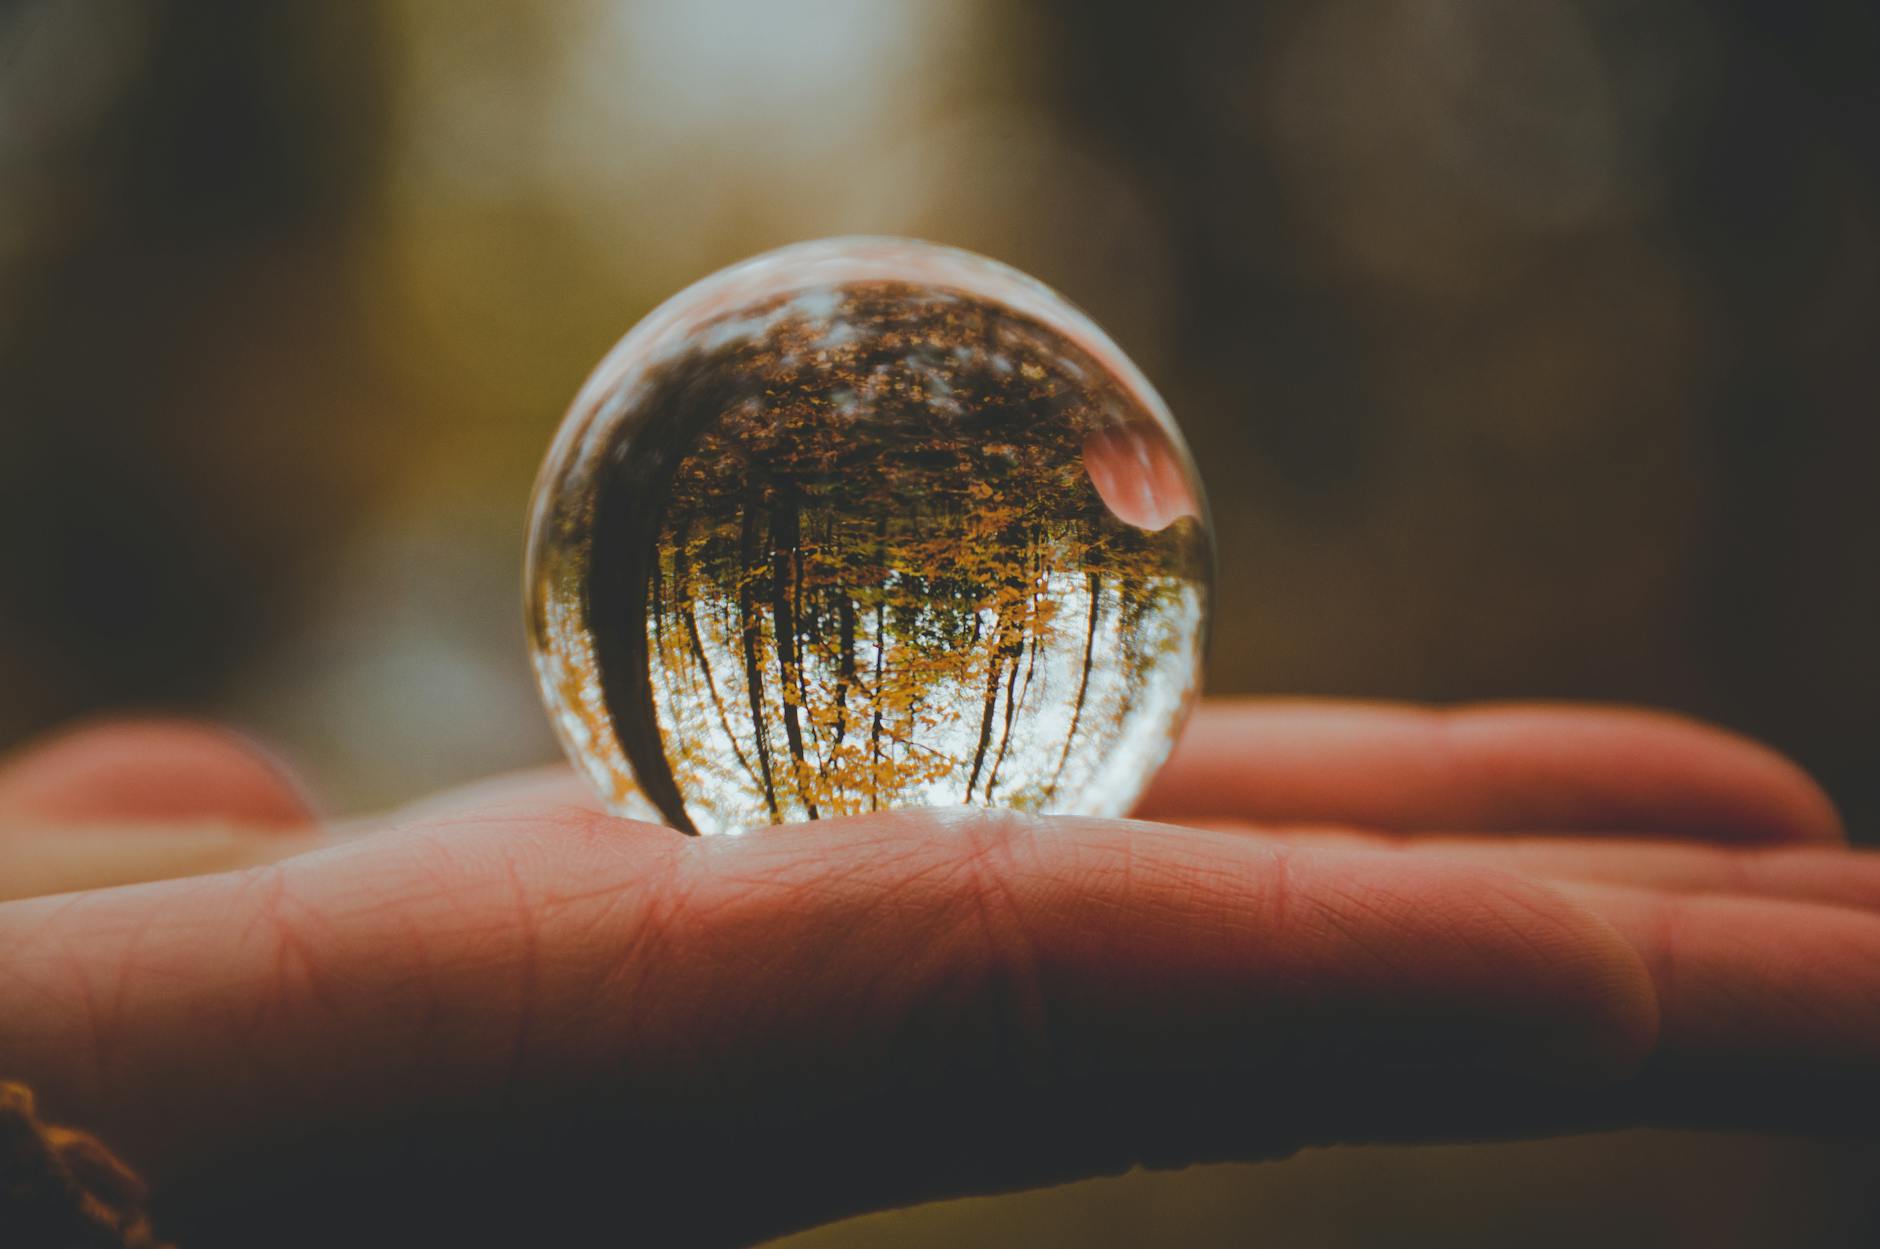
[542, 273, 1209, 834]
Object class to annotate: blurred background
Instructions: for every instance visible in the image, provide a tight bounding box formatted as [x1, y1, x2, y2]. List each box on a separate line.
[3, 1, 1877, 1244]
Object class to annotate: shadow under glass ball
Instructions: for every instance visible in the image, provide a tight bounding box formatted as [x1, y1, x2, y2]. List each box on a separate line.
[527, 238, 1212, 835]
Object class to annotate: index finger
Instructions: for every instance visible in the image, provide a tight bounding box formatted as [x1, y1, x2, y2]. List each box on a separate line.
[0, 804, 1654, 1245]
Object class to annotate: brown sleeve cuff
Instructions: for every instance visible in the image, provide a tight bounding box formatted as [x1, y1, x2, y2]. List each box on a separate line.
[1, 1081, 172, 1249]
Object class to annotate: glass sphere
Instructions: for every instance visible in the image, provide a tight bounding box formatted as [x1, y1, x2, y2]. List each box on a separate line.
[526, 238, 1212, 835]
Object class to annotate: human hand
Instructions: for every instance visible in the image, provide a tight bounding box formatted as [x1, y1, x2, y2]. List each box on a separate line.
[0, 702, 1871, 1247]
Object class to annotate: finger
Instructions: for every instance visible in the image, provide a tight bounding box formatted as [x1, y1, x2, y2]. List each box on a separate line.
[1530, 885, 1880, 1140]
[1566, 882, 1880, 1067]
[1184, 823, 1880, 912]
[1042, 870, 1880, 1152]
[0, 720, 315, 830]
[1310, 877, 1880, 1147]
[0, 720, 320, 900]
[1497, 881, 1880, 1141]
[1139, 701, 1842, 844]
[0, 808, 1654, 1245]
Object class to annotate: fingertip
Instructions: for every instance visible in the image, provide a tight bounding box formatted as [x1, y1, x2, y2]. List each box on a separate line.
[1312, 852, 1662, 1086]
[1722, 734, 1846, 845]
[1530, 882, 1662, 1084]
[1531, 706, 1846, 845]
[0, 717, 317, 829]
[1556, 880, 1880, 1070]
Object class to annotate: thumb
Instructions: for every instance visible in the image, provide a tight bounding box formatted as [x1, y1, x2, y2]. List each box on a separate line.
[0, 719, 319, 900]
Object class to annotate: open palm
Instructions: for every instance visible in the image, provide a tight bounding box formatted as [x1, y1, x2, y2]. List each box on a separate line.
[1, 701, 1873, 1247]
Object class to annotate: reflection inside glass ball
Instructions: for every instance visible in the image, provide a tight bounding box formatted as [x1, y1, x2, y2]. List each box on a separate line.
[527, 238, 1211, 834]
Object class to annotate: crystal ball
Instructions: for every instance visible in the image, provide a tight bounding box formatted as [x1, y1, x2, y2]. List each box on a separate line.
[526, 238, 1212, 835]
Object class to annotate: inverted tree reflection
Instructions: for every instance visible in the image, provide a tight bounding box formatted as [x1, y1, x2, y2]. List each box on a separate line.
[571, 280, 1209, 833]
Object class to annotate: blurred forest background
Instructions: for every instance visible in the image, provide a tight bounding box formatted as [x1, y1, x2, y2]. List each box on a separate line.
[3, 1, 1877, 1245]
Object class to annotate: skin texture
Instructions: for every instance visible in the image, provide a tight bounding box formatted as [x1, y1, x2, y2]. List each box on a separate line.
[0, 702, 1873, 1246]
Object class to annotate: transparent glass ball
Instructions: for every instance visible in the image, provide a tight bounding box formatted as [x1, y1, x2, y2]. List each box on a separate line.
[526, 238, 1212, 835]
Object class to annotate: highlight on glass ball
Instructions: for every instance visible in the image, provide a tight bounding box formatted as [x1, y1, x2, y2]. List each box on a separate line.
[526, 237, 1212, 835]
